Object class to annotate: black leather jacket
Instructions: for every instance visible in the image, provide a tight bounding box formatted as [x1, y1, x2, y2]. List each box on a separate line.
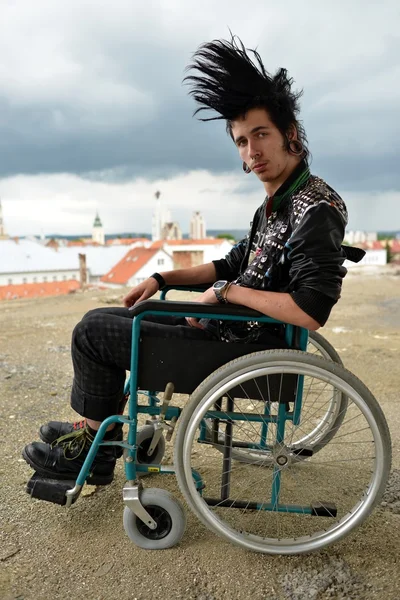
[213, 163, 363, 326]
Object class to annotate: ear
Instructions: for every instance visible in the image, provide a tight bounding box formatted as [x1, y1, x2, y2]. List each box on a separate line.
[287, 124, 298, 142]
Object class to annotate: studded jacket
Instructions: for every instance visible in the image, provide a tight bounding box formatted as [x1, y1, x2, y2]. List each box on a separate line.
[213, 161, 352, 326]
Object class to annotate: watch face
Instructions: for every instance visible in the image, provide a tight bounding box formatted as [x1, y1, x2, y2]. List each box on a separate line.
[214, 280, 227, 290]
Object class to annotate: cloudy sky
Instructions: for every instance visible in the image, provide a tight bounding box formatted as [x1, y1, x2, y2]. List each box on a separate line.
[0, 0, 399, 237]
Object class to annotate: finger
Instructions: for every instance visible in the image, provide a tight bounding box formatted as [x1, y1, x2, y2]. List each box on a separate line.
[123, 295, 133, 308]
[123, 292, 137, 308]
[187, 317, 204, 329]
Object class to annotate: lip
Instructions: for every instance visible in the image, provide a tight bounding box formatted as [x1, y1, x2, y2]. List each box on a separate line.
[253, 162, 268, 172]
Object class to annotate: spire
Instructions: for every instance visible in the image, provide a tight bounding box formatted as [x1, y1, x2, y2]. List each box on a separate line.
[93, 211, 102, 228]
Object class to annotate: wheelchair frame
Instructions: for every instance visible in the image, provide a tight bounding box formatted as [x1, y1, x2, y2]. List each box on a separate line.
[64, 290, 308, 503]
[31, 286, 391, 554]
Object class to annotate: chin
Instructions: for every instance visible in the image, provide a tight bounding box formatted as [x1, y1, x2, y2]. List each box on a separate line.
[258, 172, 272, 182]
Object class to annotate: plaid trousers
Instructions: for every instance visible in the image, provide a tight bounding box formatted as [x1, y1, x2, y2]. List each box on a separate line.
[70, 307, 217, 420]
[70, 307, 287, 421]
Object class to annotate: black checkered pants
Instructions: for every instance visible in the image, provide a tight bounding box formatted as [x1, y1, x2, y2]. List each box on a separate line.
[71, 307, 217, 420]
[70, 307, 286, 421]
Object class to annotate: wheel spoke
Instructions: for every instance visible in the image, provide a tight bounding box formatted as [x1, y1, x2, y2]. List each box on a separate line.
[175, 349, 391, 554]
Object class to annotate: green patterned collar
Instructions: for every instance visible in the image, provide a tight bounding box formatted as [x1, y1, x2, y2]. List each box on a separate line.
[268, 160, 310, 214]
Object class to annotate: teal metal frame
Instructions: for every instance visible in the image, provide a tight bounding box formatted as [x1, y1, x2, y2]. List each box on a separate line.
[70, 286, 310, 516]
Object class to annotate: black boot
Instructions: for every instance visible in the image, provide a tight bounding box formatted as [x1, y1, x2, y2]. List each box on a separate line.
[23, 426, 118, 485]
[39, 420, 124, 458]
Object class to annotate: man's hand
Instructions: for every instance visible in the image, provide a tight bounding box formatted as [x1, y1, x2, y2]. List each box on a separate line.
[186, 287, 218, 329]
[122, 278, 159, 308]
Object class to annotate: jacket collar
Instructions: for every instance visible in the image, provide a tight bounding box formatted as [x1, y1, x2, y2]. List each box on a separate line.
[266, 159, 310, 215]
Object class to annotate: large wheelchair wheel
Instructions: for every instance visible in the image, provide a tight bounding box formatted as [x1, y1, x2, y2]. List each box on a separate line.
[210, 332, 347, 465]
[307, 331, 343, 364]
[174, 350, 391, 554]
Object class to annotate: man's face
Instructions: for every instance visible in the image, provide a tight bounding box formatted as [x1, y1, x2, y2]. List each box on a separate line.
[231, 107, 291, 185]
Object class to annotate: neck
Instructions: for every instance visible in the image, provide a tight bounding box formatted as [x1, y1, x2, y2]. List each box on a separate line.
[263, 157, 302, 196]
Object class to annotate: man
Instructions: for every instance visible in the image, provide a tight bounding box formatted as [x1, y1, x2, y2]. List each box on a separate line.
[22, 36, 350, 485]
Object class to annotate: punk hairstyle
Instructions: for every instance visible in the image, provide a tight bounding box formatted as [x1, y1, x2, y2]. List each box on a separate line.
[184, 35, 309, 157]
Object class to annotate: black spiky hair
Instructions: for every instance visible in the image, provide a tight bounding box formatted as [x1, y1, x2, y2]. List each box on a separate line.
[184, 35, 308, 152]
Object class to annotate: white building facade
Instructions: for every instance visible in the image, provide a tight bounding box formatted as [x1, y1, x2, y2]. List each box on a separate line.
[189, 211, 206, 239]
[127, 250, 173, 287]
[344, 249, 387, 268]
[151, 191, 171, 241]
[0, 239, 137, 286]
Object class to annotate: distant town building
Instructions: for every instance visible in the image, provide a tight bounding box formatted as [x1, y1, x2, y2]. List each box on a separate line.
[189, 211, 206, 239]
[92, 212, 105, 245]
[0, 238, 135, 287]
[161, 222, 182, 241]
[150, 238, 234, 269]
[0, 199, 9, 240]
[344, 230, 377, 245]
[151, 191, 171, 241]
[344, 249, 387, 268]
[101, 247, 173, 288]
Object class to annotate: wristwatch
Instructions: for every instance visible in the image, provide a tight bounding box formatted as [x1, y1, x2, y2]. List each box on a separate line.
[213, 280, 229, 304]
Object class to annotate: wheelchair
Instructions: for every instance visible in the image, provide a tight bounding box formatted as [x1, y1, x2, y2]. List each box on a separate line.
[27, 286, 392, 555]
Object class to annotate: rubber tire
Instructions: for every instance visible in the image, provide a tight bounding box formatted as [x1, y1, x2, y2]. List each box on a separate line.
[307, 331, 343, 364]
[213, 331, 347, 464]
[174, 349, 391, 554]
[123, 488, 186, 549]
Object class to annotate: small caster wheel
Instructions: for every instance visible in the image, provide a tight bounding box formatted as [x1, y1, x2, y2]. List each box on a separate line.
[136, 425, 165, 465]
[123, 488, 186, 549]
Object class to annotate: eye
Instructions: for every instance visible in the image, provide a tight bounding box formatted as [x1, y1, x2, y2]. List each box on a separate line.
[257, 132, 268, 138]
[237, 140, 247, 148]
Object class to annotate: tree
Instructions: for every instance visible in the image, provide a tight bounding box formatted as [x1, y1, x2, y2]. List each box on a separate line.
[385, 240, 393, 264]
[216, 233, 235, 241]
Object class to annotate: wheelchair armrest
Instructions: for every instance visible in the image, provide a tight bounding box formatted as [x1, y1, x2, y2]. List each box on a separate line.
[160, 284, 211, 298]
[128, 299, 281, 324]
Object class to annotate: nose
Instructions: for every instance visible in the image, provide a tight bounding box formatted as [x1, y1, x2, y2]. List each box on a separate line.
[247, 140, 261, 161]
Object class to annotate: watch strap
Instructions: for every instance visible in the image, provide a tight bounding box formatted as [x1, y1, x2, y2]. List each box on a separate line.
[150, 272, 167, 290]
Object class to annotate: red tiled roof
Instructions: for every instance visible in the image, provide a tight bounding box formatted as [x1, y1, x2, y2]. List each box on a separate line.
[353, 241, 385, 250]
[352, 239, 400, 252]
[106, 237, 149, 246]
[67, 240, 99, 247]
[370, 241, 385, 250]
[0, 280, 80, 301]
[100, 247, 159, 285]
[389, 239, 400, 252]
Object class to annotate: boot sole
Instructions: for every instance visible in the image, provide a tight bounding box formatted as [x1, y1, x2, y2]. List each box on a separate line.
[22, 448, 114, 486]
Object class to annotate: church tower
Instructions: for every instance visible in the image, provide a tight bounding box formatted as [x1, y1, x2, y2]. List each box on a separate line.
[189, 211, 206, 240]
[0, 199, 9, 240]
[92, 212, 105, 245]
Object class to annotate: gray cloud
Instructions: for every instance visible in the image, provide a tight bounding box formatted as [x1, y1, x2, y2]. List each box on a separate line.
[0, 0, 399, 233]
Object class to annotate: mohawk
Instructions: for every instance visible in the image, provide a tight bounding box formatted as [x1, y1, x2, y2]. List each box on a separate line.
[184, 36, 303, 128]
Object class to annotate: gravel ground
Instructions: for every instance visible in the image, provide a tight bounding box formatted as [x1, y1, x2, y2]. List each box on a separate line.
[0, 267, 399, 600]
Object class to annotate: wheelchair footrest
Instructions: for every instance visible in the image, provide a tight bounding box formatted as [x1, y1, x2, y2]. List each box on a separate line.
[26, 473, 76, 506]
